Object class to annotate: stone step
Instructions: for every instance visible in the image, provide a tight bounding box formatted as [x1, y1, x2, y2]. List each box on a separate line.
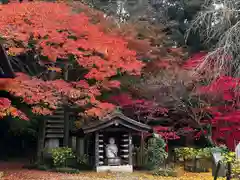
[53, 111, 75, 116]
[48, 115, 64, 119]
[46, 129, 64, 133]
[46, 134, 64, 138]
[46, 124, 64, 128]
[53, 109, 64, 113]
[46, 120, 64, 124]
[120, 155, 129, 158]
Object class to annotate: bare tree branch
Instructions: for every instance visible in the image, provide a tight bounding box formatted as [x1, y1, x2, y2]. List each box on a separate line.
[186, 0, 240, 78]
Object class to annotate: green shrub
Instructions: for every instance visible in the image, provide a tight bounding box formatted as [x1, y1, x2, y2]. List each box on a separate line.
[147, 137, 168, 170]
[222, 151, 236, 164]
[196, 148, 212, 159]
[51, 147, 75, 167]
[175, 147, 196, 160]
[133, 146, 149, 169]
[232, 160, 240, 179]
[175, 147, 212, 161]
[152, 167, 178, 177]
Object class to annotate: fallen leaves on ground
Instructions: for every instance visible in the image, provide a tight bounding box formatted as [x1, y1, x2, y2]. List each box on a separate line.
[2, 170, 231, 180]
[0, 163, 234, 180]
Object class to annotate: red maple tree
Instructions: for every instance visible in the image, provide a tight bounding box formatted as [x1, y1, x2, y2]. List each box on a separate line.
[110, 51, 240, 149]
[0, 2, 144, 119]
[196, 76, 240, 150]
[183, 53, 240, 150]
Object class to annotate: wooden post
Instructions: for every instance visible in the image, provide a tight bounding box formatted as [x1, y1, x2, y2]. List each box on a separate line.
[95, 132, 99, 168]
[129, 132, 133, 165]
[76, 137, 80, 157]
[76, 137, 85, 158]
[63, 65, 69, 147]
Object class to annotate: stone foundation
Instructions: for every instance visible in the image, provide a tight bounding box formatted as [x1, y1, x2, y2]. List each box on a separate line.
[96, 165, 133, 173]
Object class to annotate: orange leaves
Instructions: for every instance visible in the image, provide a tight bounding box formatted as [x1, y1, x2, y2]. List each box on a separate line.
[2, 72, 116, 118]
[101, 80, 121, 90]
[0, 98, 11, 109]
[5, 73, 62, 110]
[0, 97, 28, 120]
[0, 78, 15, 90]
[0, 2, 144, 80]
[85, 102, 115, 117]
[0, 2, 145, 119]
[105, 80, 121, 88]
[84, 68, 105, 81]
[72, 80, 89, 89]
[41, 46, 59, 62]
[32, 106, 53, 115]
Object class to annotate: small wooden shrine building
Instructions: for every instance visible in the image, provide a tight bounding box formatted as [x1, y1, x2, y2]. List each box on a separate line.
[77, 112, 152, 172]
[39, 110, 152, 172]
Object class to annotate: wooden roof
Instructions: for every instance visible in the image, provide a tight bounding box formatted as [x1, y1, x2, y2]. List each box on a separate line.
[81, 112, 152, 134]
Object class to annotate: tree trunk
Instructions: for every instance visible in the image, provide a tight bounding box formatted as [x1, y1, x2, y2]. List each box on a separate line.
[37, 118, 46, 164]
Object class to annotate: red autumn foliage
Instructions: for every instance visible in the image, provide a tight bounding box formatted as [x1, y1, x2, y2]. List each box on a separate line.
[113, 51, 240, 148]
[153, 126, 180, 140]
[208, 108, 240, 150]
[198, 76, 240, 101]
[0, 2, 238, 150]
[0, 2, 144, 119]
[109, 93, 168, 117]
[189, 58, 240, 150]
[182, 52, 207, 70]
[109, 94, 183, 140]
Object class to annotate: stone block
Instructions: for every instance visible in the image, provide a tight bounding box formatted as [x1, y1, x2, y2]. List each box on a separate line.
[96, 165, 133, 173]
